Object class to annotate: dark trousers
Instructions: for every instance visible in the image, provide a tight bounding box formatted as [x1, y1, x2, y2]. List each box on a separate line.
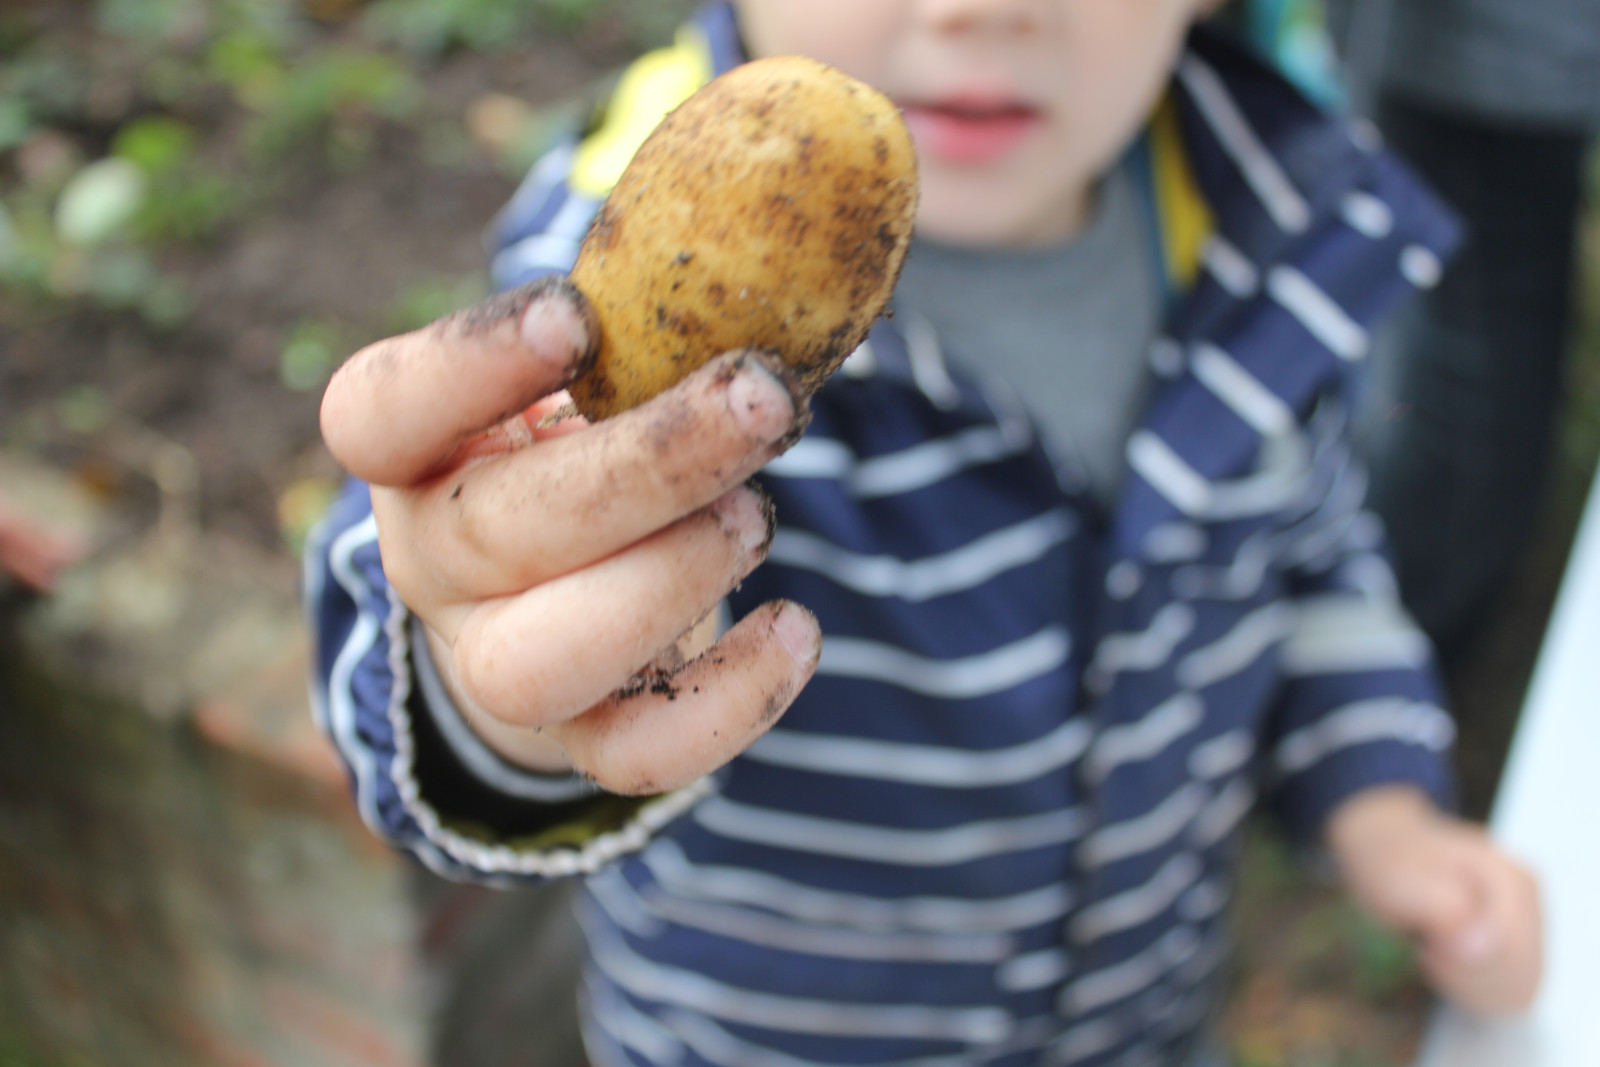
[1358, 93, 1589, 665]
[411, 868, 590, 1067]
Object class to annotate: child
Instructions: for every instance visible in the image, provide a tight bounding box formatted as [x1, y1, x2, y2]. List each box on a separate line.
[309, 2, 1541, 1064]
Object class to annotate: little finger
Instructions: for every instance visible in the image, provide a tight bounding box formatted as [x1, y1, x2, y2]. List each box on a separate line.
[554, 600, 823, 796]
[447, 483, 775, 726]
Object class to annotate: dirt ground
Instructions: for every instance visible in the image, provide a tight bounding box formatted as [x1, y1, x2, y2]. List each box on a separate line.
[1, 28, 640, 549]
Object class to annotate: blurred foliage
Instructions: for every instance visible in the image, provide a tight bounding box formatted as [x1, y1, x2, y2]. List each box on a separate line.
[0, 1031, 48, 1067]
[279, 319, 345, 392]
[277, 474, 339, 553]
[385, 272, 491, 333]
[275, 273, 491, 396]
[1225, 827, 1429, 1067]
[240, 45, 419, 161]
[361, 0, 688, 56]
[1346, 913, 1418, 1000]
[54, 157, 146, 245]
[114, 116, 240, 242]
[0, 0, 689, 326]
[362, 0, 569, 55]
[56, 385, 113, 436]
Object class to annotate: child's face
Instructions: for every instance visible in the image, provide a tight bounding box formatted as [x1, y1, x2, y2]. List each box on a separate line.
[736, 0, 1212, 248]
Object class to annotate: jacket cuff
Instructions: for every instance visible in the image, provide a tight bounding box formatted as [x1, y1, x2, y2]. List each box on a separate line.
[1265, 699, 1457, 847]
[410, 614, 593, 803]
[313, 490, 709, 884]
[384, 590, 713, 880]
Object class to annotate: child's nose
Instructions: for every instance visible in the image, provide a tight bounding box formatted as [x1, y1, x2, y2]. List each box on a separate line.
[917, 0, 1044, 37]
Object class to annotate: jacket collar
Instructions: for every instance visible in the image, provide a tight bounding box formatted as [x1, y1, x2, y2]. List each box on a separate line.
[686, 5, 1461, 559]
[1108, 27, 1459, 560]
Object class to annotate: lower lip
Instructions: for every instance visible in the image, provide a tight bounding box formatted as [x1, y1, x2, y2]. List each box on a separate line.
[899, 106, 1041, 166]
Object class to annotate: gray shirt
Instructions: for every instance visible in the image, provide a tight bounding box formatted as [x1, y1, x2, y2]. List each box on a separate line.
[892, 163, 1161, 504]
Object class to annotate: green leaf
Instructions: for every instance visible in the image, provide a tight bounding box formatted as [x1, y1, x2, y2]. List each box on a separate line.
[58, 385, 112, 435]
[280, 321, 343, 392]
[55, 158, 147, 247]
[207, 29, 287, 110]
[140, 277, 192, 327]
[0, 202, 18, 273]
[93, 0, 206, 46]
[361, 0, 532, 56]
[385, 274, 489, 334]
[5, 49, 88, 126]
[532, 0, 609, 33]
[1347, 910, 1418, 999]
[0, 98, 32, 154]
[136, 170, 242, 242]
[245, 47, 417, 158]
[84, 247, 159, 307]
[112, 116, 196, 177]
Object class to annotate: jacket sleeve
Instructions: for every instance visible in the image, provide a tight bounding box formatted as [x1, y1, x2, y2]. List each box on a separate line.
[303, 130, 718, 884]
[1260, 405, 1458, 847]
[305, 478, 713, 885]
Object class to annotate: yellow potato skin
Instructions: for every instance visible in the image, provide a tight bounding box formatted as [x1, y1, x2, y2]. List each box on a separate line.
[567, 55, 918, 420]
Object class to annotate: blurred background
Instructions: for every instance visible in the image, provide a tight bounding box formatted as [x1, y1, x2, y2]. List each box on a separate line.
[1, 2, 1597, 1065]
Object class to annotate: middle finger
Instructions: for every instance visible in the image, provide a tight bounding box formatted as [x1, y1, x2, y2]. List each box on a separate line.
[445, 482, 777, 727]
[413, 350, 800, 602]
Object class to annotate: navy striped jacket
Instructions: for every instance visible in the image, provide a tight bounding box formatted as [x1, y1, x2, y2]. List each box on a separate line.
[306, 7, 1461, 1066]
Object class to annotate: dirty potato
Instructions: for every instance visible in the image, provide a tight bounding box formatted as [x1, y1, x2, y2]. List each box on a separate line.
[567, 55, 918, 420]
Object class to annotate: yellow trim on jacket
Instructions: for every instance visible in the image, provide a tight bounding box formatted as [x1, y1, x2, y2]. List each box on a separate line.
[1147, 93, 1214, 293]
[569, 25, 715, 198]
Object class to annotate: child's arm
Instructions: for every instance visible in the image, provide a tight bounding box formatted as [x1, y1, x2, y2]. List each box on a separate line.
[1257, 401, 1542, 1015]
[310, 279, 821, 872]
[1326, 785, 1542, 1016]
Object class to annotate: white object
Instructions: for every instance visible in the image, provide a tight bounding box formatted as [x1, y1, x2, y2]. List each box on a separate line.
[55, 157, 146, 246]
[1415, 463, 1600, 1066]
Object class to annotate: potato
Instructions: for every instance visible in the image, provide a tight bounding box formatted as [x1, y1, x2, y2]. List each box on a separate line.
[567, 55, 918, 420]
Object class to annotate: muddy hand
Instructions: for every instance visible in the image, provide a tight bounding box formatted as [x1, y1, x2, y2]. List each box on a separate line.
[320, 277, 823, 795]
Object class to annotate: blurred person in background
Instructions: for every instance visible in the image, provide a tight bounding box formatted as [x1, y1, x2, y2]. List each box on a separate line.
[1329, 0, 1600, 669]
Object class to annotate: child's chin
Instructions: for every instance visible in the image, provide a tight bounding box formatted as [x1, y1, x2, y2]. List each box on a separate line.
[915, 180, 1082, 250]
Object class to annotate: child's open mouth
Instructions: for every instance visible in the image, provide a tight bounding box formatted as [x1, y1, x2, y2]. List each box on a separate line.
[897, 98, 1042, 166]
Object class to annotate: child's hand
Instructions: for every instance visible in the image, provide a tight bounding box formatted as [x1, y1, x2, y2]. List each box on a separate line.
[1326, 785, 1542, 1016]
[320, 279, 822, 796]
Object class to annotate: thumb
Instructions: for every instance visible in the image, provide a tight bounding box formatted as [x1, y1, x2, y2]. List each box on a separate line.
[321, 276, 597, 487]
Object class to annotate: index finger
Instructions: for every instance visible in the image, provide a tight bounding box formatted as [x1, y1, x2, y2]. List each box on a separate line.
[320, 276, 597, 487]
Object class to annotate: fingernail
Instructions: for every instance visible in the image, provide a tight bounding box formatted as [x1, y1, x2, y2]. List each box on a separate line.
[772, 602, 821, 666]
[1452, 923, 1498, 961]
[724, 352, 798, 441]
[712, 485, 775, 557]
[518, 277, 597, 380]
